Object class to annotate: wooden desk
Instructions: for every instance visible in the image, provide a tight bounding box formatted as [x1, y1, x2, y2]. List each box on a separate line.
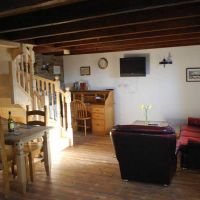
[72, 90, 114, 135]
[4, 126, 52, 194]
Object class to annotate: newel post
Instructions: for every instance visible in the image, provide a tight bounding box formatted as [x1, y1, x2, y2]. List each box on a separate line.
[65, 87, 73, 146]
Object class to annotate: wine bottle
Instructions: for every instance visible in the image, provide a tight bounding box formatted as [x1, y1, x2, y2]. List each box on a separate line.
[8, 111, 15, 132]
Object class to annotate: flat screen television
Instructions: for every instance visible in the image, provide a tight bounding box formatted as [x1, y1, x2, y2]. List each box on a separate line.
[120, 57, 146, 77]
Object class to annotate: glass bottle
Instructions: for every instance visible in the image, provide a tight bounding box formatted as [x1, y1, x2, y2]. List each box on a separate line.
[8, 111, 15, 132]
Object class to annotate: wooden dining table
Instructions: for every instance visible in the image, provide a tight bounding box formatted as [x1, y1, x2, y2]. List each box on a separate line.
[4, 125, 52, 194]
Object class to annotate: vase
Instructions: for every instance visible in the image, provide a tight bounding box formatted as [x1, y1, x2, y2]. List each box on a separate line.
[144, 110, 148, 125]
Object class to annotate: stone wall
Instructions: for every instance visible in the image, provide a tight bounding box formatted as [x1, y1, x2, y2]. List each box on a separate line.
[35, 53, 64, 83]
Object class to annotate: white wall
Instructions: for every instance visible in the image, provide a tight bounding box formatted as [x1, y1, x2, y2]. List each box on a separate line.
[63, 45, 200, 126]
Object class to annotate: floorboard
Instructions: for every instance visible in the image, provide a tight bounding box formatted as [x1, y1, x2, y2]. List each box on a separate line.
[0, 133, 200, 200]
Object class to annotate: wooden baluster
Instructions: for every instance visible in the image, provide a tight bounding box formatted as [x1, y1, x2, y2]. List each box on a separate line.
[45, 97, 50, 126]
[25, 62, 29, 92]
[60, 93, 63, 128]
[19, 59, 23, 88]
[52, 84, 56, 120]
[29, 46, 34, 99]
[50, 83, 54, 119]
[54, 76, 61, 128]
[65, 87, 73, 146]
[16, 58, 20, 84]
[22, 45, 27, 91]
[32, 78, 37, 110]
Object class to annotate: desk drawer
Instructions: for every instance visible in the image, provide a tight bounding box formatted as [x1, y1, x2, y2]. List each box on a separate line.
[92, 106, 104, 114]
[92, 119, 105, 132]
[92, 113, 104, 120]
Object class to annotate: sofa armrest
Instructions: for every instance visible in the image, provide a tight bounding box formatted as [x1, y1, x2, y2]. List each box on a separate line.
[188, 117, 200, 127]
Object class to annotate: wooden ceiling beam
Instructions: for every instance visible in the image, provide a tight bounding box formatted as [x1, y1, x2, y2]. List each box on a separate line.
[0, 1, 86, 18]
[35, 25, 200, 47]
[0, 0, 199, 34]
[69, 39, 200, 55]
[4, 15, 200, 42]
[28, 3, 200, 45]
[68, 32, 200, 51]
[33, 45, 67, 54]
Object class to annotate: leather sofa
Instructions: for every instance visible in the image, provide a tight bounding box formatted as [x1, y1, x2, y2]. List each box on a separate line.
[177, 117, 200, 169]
[110, 125, 177, 185]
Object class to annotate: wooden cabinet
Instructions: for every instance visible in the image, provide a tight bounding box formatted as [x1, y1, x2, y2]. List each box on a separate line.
[71, 90, 114, 135]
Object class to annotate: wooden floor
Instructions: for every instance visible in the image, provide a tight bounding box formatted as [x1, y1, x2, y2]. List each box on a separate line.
[1, 133, 200, 200]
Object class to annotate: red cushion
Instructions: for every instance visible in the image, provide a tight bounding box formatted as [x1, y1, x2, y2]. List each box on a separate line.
[188, 117, 200, 127]
[177, 136, 188, 146]
[188, 137, 200, 144]
[181, 130, 200, 138]
[181, 125, 200, 133]
[176, 136, 200, 150]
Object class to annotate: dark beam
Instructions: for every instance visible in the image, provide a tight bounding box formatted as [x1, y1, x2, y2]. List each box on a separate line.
[26, 2, 200, 45]
[0, 0, 199, 34]
[53, 21, 200, 48]
[5, 15, 200, 42]
[33, 45, 65, 54]
[69, 38, 200, 55]
[69, 32, 200, 51]
[0, 0, 86, 18]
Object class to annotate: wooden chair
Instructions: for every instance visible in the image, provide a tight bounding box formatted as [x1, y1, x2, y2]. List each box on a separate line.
[25, 105, 47, 182]
[71, 100, 91, 136]
[0, 119, 14, 198]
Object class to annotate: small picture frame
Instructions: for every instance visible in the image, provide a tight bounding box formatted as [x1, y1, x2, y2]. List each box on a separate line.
[53, 65, 61, 75]
[80, 66, 90, 76]
[186, 67, 200, 82]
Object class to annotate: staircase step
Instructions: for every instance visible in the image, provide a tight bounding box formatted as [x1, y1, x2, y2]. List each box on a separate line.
[0, 86, 10, 97]
[0, 106, 26, 124]
[0, 75, 10, 86]
[0, 97, 12, 105]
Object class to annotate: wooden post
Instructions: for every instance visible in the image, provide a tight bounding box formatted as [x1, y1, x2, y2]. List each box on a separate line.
[29, 46, 35, 100]
[61, 94, 66, 131]
[65, 87, 73, 146]
[43, 131, 51, 177]
[54, 76, 61, 132]
[15, 141, 27, 194]
[44, 94, 50, 126]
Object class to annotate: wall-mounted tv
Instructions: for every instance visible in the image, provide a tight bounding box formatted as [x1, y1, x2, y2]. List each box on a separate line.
[120, 57, 146, 77]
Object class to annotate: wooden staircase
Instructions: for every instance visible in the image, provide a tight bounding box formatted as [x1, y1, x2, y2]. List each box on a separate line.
[0, 44, 73, 150]
[0, 74, 26, 123]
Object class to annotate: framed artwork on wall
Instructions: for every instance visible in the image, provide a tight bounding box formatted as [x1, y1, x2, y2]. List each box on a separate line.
[80, 66, 90, 76]
[53, 65, 61, 75]
[186, 67, 200, 82]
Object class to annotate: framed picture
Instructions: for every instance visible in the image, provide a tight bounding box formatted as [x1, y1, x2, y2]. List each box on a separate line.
[80, 66, 90, 76]
[53, 65, 61, 75]
[186, 67, 200, 82]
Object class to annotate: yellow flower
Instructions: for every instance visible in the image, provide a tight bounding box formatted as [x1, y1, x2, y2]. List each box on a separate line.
[147, 104, 152, 110]
[140, 104, 145, 110]
[140, 104, 152, 111]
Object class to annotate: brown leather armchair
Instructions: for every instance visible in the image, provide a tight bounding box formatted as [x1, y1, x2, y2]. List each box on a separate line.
[111, 125, 177, 185]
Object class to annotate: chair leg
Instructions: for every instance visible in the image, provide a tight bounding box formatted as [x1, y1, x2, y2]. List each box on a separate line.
[3, 165, 10, 198]
[28, 153, 35, 182]
[11, 161, 16, 179]
[84, 120, 87, 136]
[25, 156, 30, 183]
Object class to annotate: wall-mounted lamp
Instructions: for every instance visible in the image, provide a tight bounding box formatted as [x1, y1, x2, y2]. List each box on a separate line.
[41, 63, 51, 72]
[159, 52, 172, 67]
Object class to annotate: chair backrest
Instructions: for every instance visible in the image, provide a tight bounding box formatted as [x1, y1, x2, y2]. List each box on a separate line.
[71, 100, 88, 120]
[26, 105, 47, 126]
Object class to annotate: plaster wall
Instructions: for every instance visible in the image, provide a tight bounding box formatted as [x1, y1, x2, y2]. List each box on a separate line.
[63, 45, 200, 126]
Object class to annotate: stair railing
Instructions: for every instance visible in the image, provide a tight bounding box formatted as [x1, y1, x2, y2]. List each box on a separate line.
[11, 44, 73, 146]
